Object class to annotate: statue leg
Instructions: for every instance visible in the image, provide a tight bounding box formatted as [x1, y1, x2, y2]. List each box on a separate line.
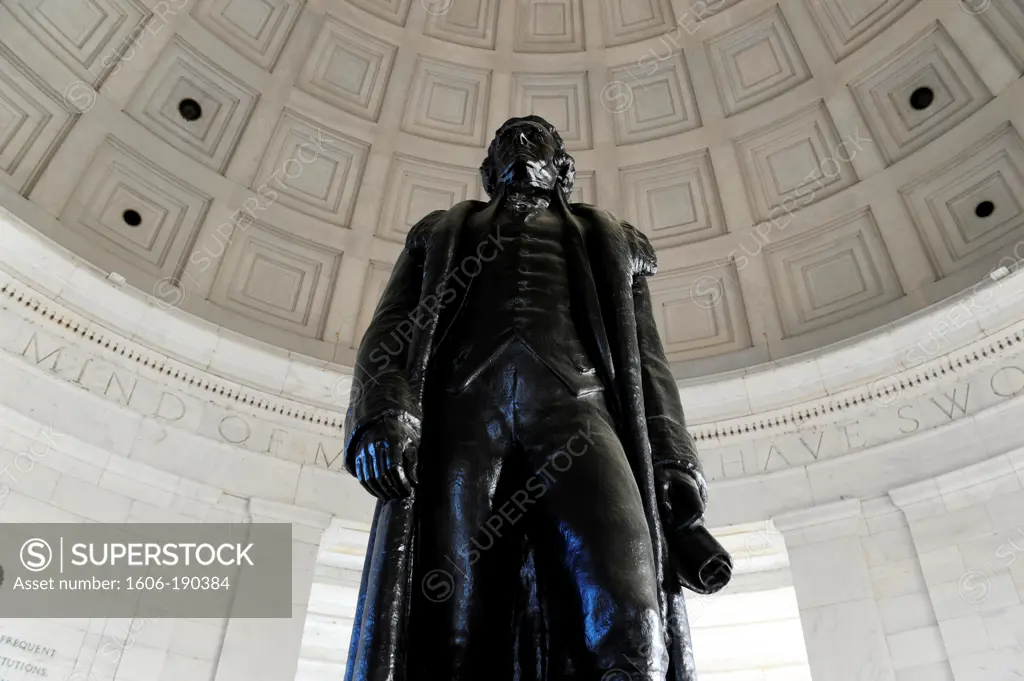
[518, 391, 669, 681]
[412, 380, 522, 680]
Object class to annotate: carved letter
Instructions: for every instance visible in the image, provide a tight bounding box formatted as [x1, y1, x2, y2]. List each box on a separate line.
[104, 372, 137, 406]
[762, 443, 791, 471]
[21, 334, 64, 371]
[72, 358, 94, 385]
[841, 422, 866, 451]
[930, 385, 971, 421]
[799, 432, 824, 460]
[155, 392, 186, 422]
[897, 405, 920, 434]
[218, 416, 251, 445]
[266, 429, 288, 456]
[315, 442, 344, 470]
[991, 366, 1024, 398]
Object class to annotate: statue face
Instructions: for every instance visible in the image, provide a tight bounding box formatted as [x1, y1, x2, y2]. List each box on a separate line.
[490, 119, 560, 194]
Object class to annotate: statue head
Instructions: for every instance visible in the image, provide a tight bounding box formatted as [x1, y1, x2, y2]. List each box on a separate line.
[480, 115, 576, 201]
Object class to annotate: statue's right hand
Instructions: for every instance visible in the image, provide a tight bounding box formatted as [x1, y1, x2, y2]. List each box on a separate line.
[351, 418, 420, 501]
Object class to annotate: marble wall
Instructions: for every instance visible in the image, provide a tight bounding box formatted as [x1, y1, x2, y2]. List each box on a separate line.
[892, 452, 1024, 680]
[777, 498, 949, 681]
[0, 398, 332, 681]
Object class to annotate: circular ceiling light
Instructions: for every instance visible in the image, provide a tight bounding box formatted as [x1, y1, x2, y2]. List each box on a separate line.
[909, 87, 935, 111]
[975, 201, 995, 219]
[178, 98, 203, 122]
[122, 209, 142, 227]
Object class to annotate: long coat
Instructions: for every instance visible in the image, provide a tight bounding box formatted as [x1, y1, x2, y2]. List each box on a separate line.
[343, 194, 712, 681]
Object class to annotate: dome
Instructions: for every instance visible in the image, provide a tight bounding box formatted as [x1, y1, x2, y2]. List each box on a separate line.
[2, 0, 1021, 378]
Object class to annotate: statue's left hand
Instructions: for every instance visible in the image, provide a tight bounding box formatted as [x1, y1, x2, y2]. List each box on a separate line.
[656, 467, 704, 533]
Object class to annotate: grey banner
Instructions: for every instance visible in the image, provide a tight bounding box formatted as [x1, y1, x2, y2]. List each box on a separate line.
[0, 523, 292, 617]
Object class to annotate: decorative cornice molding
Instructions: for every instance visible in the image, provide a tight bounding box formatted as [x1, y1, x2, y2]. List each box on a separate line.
[691, 317, 1024, 445]
[0, 277, 348, 432]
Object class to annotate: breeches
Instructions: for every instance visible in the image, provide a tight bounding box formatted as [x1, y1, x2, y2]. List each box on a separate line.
[412, 341, 667, 681]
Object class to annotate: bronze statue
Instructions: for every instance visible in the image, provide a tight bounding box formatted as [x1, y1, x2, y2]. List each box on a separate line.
[344, 116, 732, 681]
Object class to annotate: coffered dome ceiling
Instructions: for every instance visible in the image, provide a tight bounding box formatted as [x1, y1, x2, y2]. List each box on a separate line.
[1, 0, 1023, 378]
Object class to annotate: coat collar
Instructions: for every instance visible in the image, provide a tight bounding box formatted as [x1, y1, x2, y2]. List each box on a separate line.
[416, 196, 623, 394]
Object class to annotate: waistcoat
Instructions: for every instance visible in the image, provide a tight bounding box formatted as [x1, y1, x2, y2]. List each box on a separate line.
[432, 206, 603, 397]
